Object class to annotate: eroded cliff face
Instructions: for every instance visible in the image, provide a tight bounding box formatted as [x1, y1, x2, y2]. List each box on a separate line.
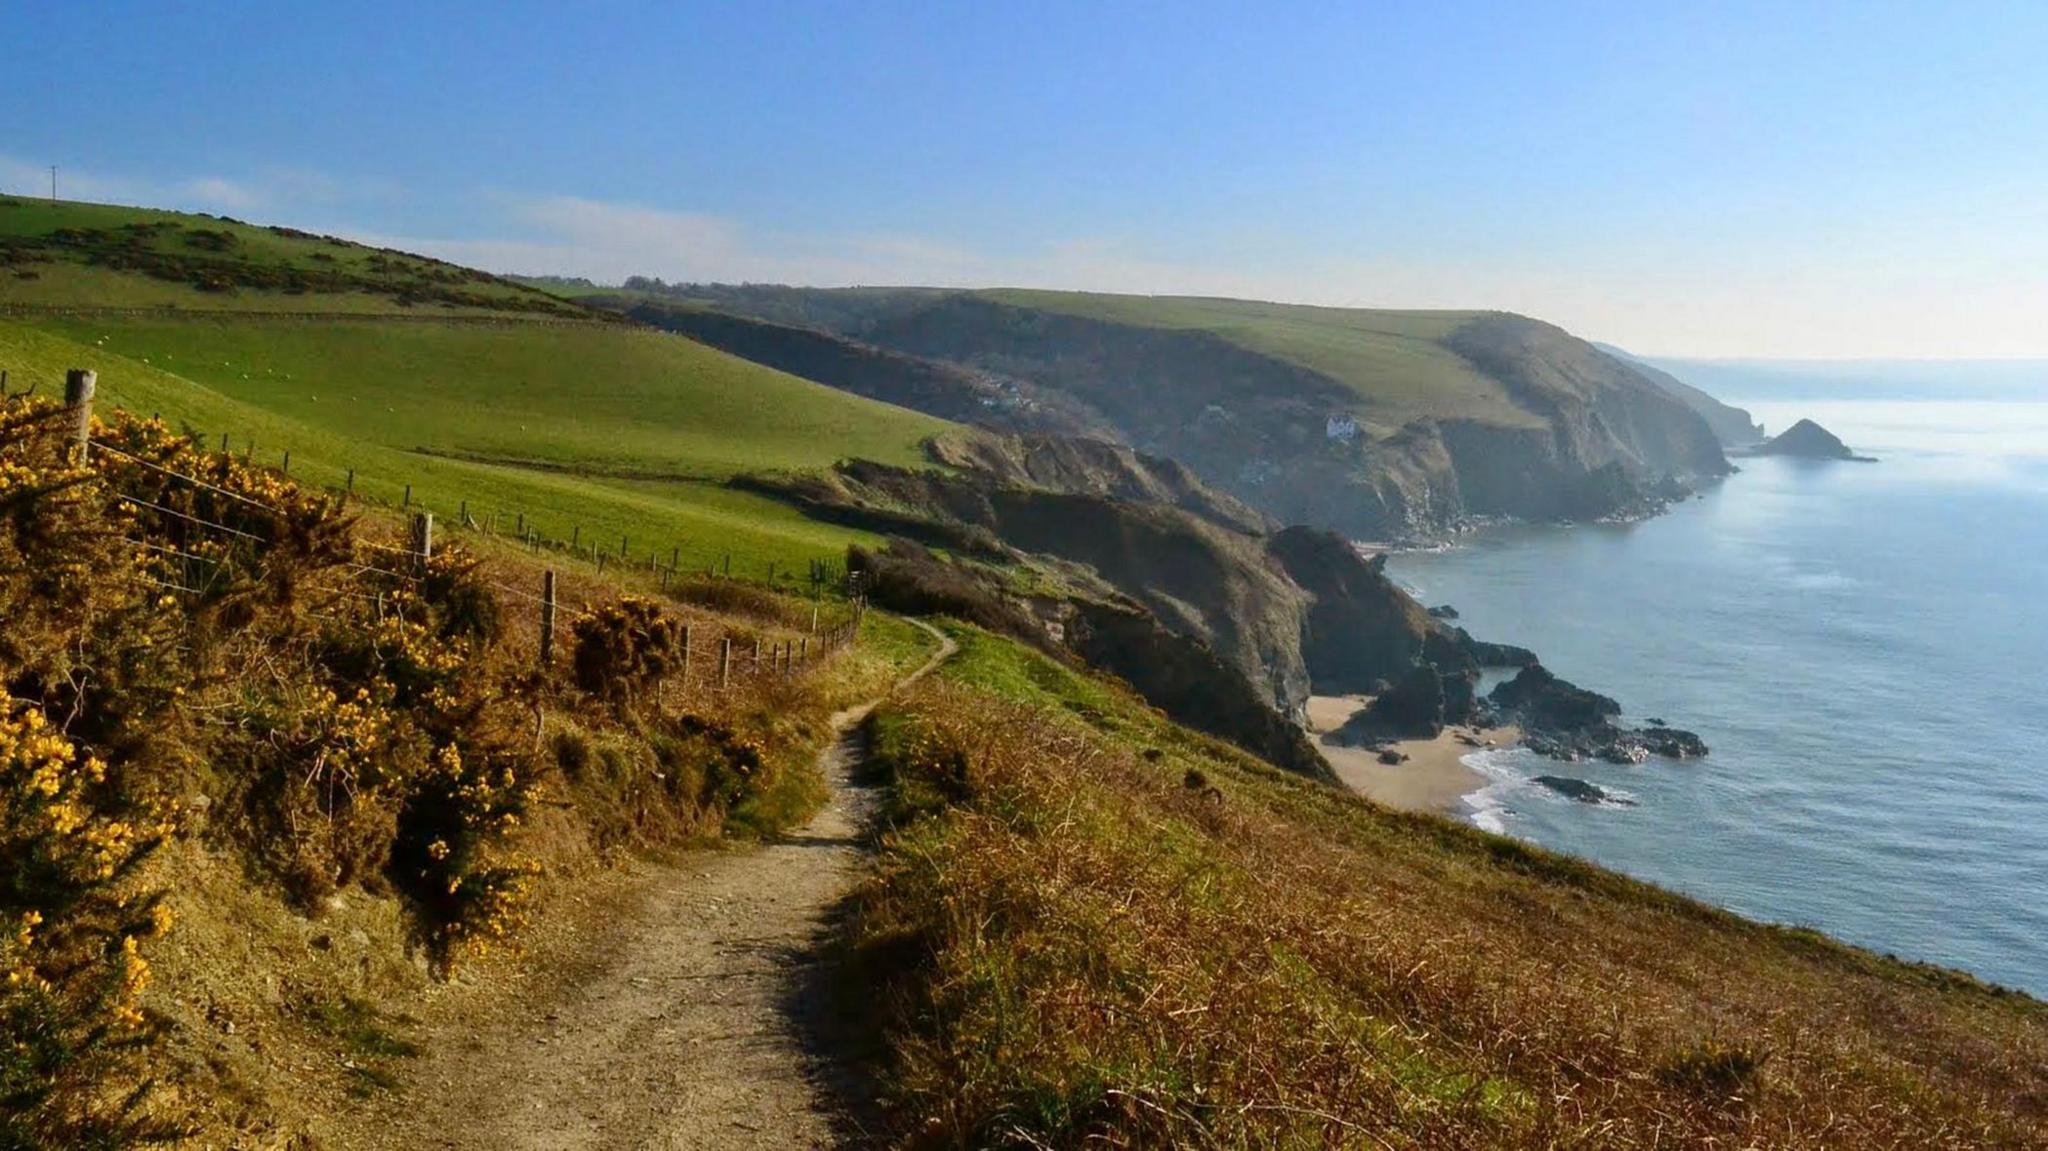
[755, 433, 1525, 714]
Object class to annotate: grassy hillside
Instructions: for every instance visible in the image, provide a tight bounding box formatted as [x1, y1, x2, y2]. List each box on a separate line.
[0, 201, 959, 576]
[0, 197, 578, 316]
[964, 290, 1535, 432]
[852, 628, 2048, 1147]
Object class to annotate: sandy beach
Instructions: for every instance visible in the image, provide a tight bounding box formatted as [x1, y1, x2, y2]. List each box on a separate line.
[1305, 695, 1519, 817]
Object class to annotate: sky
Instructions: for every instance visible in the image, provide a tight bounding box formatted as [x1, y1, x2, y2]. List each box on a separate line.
[5, 1, 2048, 359]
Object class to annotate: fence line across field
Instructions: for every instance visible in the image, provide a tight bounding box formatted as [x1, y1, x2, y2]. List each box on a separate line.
[17, 367, 872, 680]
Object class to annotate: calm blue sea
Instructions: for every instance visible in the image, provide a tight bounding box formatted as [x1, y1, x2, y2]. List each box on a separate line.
[1389, 400, 2048, 995]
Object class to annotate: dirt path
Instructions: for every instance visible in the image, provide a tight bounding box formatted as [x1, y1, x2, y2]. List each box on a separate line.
[354, 622, 955, 1151]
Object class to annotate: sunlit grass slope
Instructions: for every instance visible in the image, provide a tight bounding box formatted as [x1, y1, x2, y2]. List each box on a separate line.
[851, 626, 2048, 1148]
[0, 320, 947, 575]
[976, 288, 1538, 429]
[0, 197, 960, 575]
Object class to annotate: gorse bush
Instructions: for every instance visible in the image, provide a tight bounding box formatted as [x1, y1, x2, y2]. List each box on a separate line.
[0, 707, 177, 1150]
[0, 393, 551, 1138]
[0, 399, 184, 1147]
[1, 388, 867, 1143]
[571, 597, 687, 706]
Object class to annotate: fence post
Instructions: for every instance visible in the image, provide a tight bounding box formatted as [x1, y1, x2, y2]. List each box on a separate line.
[63, 369, 95, 462]
[346, 468, 355, 496]
[718, 637, 731, 689]
[800, 636, 808, 665]
[281, 449, 290, 474]
[410, 512, 433, 574]
[752, 636, 762, 674]
[811, 603, 819, 634]
[722, 552, 731, 577]
[670, 545, 679, 570]
[403, 484, 412, 508]
[539, 570, 557, 669]
[680, 624, 691, 687]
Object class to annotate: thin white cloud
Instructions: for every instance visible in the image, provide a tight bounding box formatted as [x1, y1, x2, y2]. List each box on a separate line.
[0, 154, 400, 219]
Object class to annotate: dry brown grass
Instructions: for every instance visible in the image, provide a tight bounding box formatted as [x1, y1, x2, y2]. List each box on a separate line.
[850, 629, 2048, 1149]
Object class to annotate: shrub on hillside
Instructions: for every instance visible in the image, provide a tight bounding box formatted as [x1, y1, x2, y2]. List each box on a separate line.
[571, 598, 687, 706]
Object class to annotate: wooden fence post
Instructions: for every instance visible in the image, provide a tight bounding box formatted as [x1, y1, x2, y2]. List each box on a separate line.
[280, 449, 290, 474]
[403, 484, 412, 508]
[752, 636, 762, 674]
[680, 624, 691, 687]
[539, 570, 557, 669]
[346, 468, 355, 496]
[719, 637, 731, 689]
[571, 525, 581, 550]
[63, 369, 95, 461]
[800, 636, 808, 665]
[410, 512, 433, 574]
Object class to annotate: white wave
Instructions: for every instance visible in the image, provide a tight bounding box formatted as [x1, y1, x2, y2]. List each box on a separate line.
[1458, 748, 1531, 834]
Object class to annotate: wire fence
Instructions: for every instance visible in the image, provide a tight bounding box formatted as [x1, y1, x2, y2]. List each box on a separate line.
[2, 372, 869, 694]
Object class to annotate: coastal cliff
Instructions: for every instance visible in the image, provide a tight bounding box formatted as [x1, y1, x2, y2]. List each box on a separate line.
[745, 430, 1539, 774]
[618, 288, 1734, 542]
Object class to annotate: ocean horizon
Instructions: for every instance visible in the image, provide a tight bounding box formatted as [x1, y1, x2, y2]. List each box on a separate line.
[1390, 397, 2048, 995]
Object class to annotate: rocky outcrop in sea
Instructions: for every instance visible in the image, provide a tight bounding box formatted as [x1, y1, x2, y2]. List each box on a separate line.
[1488, 664, 1709, 764]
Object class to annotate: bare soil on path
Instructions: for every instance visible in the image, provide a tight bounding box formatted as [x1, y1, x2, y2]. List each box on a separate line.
[346, 622, 955, 1151]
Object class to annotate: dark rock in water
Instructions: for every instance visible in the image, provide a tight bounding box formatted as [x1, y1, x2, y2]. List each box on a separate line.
[1639, 726, 1709, 759]
[1492, 665, 1709, 763]
[1427, 603, 1461, 620]
[1748, 418, 1875, 461]
[1489, 664, 1620, 731]
[1533, 775, 1635, 806]
[1377, 749, 1408, 765]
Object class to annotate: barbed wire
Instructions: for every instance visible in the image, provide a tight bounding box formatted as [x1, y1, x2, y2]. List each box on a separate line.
[121, 536, 223, 567]
[8, 397, 864, 670]
[88, 438, 284, 515]
[113, 493, 265, 542]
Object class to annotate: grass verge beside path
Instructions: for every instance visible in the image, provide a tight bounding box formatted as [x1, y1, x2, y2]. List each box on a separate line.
[842, 626, 2048, 1149]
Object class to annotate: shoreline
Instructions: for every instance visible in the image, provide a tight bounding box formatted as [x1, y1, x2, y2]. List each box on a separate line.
[1305, 695, 1518, 818]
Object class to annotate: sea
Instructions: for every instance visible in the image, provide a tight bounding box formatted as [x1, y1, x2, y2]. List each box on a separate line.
[1388, 398, 2048, 996]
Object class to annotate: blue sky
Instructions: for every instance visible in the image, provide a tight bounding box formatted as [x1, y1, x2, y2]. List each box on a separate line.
[6, 1, 2048, 358]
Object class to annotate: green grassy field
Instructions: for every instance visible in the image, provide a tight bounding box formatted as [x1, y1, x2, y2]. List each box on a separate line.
[975, 288, 1539, 430]
[0, 323, 921, 576]
[0, 199, 966, 579]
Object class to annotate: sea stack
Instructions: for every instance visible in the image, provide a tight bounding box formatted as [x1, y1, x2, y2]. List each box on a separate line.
[1750, 418, 1874, 461]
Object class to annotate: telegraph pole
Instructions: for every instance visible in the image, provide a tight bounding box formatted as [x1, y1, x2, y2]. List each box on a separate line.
[48, 166, 57, 201]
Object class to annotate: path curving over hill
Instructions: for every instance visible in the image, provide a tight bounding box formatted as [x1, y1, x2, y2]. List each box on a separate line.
[349, 621, 955, 1151]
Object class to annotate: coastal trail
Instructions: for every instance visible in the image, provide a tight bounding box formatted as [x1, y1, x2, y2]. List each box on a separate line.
[348, 620, 956, 1151]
